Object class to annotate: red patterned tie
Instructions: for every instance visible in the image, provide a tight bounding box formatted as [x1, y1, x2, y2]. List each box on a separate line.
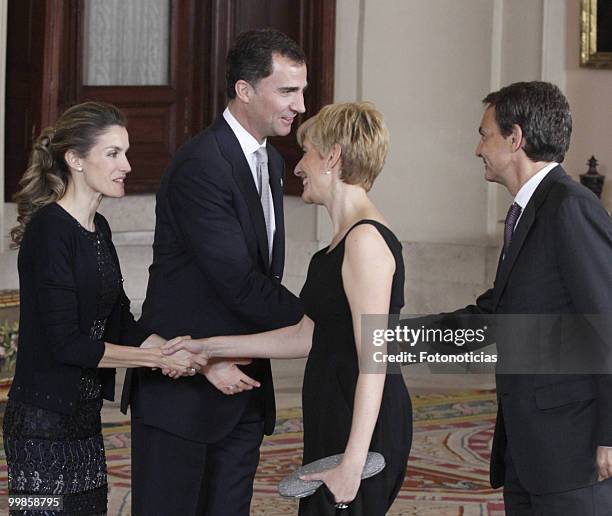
[503, 202, 522, 259]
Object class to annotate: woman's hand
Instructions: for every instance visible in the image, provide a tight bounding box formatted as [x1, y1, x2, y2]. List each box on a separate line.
[162, 337, 210, 369]
[299, 459, 362, 506]
[141, 334, 200, 378]
[157, 347, 199, 379]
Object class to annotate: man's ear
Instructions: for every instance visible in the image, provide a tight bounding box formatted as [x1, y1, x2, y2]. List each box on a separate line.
[510, 124, 524, 152]
[234, 80, 254, 104]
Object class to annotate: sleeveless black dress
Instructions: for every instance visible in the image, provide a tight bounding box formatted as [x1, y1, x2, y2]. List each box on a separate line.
[299, 220, 412, 515]
[4, 222, 121, 515]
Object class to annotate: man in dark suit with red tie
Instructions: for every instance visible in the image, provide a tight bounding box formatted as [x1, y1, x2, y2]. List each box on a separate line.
[408, 81, 612, 514]
[122, 29, 306, 515]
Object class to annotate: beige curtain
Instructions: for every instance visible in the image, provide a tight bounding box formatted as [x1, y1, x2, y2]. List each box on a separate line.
[83, 0, 170, 86]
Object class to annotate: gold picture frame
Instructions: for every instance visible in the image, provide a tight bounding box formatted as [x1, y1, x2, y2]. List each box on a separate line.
[581, 0, 612, 68]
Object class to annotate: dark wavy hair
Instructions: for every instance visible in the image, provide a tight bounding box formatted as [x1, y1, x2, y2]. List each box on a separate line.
[483, 81, 572, 163]
[225, 28, 305, 100]
[10, 101, 126, 247]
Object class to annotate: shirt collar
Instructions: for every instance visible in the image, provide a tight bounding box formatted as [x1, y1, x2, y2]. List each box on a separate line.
[514, 162, 558, 210]
[223, 107, 266, 158]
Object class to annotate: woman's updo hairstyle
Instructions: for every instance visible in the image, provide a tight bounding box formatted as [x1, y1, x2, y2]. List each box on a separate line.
[10, 101, 126, 247]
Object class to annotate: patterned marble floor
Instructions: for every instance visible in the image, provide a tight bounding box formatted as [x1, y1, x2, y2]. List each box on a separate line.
[104, 360, 495, 418]
[0, 364, 499, 515]
[98, 362, 498, 515]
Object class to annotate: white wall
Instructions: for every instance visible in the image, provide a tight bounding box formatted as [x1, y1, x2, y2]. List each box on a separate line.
[327, 0, 507, 311]
[501, 0, 543, 84]
[0, 1, 17, 292]
[564, 0, 612, 212]
[331, 0, 496, 246]
[329, 0, 562, 245]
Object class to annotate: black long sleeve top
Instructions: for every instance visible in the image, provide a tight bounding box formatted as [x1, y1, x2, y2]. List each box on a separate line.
[9, 202, 151, 414]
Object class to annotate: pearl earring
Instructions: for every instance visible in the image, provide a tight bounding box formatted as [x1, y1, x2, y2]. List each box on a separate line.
[77, 167, 83, 172]
[323, 170, 331, 175]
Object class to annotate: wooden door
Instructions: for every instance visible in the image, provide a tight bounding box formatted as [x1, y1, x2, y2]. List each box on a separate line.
[4, 0, 335, 198]
[4, 0, 47, 201]
[66, 0, 198, 193]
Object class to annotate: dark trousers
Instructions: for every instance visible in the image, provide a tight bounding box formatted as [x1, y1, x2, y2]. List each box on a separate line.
[130, 391, 264, 516]
[503, 445, 612, 515]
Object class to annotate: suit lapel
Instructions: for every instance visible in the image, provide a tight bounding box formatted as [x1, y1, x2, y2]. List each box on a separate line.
[492, 166, 566, 309]
[213, 117, 270, 269]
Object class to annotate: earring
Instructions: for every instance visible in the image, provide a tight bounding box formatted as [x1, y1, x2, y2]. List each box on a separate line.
[323, 170, 331, 175]
[77, 167, 83, 172]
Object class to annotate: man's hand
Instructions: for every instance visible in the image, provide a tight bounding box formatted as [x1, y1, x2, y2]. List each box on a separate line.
[597, 446, 612, 481]
[160, 348, 198, 379]
[200, 358, 260, 395]
[141, 334, 198, 378]
[162, 337, 209, 369]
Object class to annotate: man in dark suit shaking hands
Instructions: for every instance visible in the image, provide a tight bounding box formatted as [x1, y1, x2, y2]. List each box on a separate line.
[469, 81, 612, 514]
[123, 29, 306, 515]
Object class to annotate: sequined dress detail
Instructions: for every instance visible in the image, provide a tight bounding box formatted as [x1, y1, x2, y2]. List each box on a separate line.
[4, 223, 121, 515]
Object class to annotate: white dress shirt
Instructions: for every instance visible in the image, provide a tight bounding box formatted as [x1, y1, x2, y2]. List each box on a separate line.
[223, 107, 276, 253]
[512, 162, 558, 229]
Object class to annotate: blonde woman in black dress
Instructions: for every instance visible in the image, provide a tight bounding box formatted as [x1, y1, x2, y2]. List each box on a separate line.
[163, 102, 412, 515]
[3, 102, 196, 515]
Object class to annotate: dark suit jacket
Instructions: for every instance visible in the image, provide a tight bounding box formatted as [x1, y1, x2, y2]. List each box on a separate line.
[10, 203, 150, 414]
[406, 166, 612, 494]
[121, 116, 303, 443]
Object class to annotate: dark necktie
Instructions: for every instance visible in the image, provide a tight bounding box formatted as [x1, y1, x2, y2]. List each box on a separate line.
[503, 202, 522, 259]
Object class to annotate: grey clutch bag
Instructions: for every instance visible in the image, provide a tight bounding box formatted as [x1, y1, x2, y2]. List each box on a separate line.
[278, 452, 386, 499]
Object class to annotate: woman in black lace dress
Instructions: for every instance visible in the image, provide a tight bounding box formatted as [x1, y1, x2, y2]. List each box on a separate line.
[3, 102, 196, 515]
[164, 102, 412, 515]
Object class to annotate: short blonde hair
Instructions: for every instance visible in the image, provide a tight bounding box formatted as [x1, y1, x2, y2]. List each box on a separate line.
[296, 102, 389, 191]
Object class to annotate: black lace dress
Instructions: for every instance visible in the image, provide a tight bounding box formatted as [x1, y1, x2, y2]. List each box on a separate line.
[4, 223, 121, 515]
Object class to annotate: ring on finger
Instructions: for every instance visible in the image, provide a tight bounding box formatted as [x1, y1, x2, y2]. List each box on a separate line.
[188, 367, 196, 375]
